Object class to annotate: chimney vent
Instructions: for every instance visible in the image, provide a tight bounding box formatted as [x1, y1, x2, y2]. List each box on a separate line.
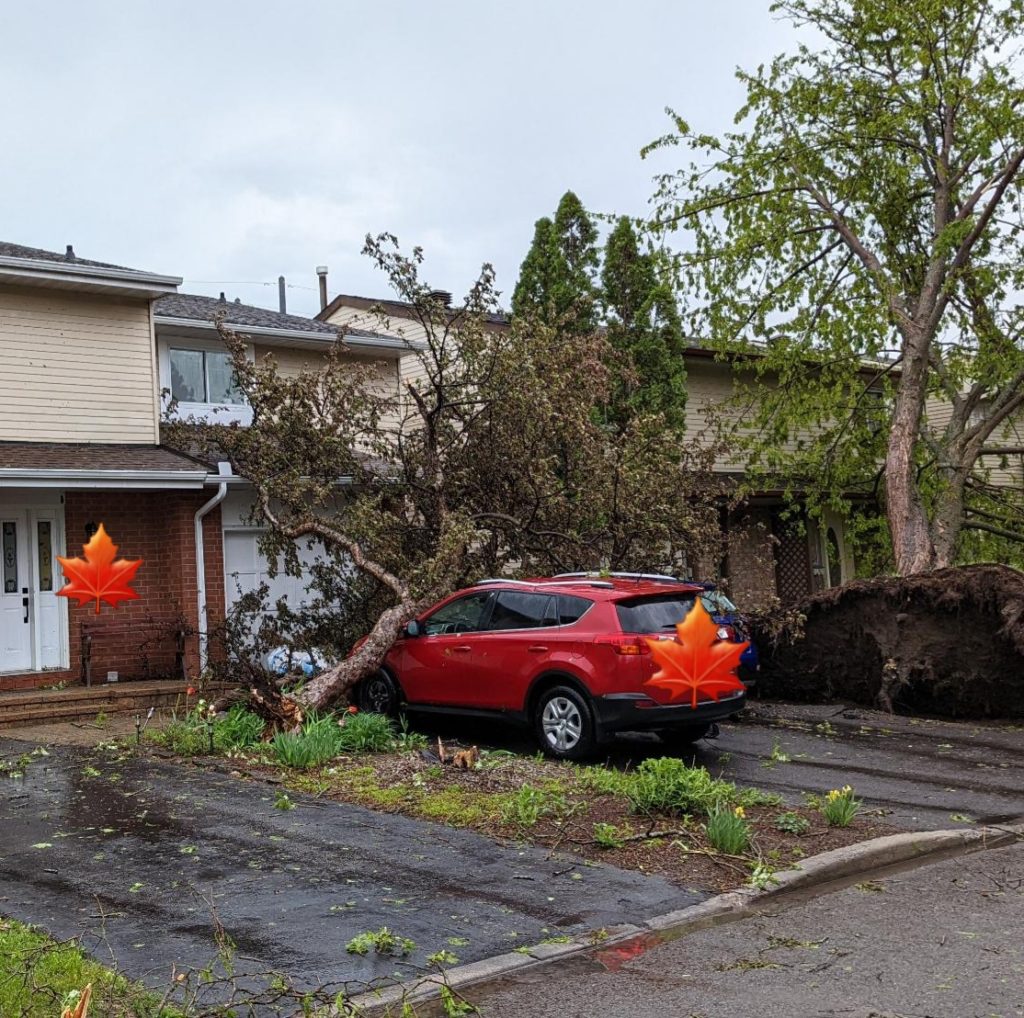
[428, 289, 453, 307]
[278, 275, 287, 314]
[316, 265, 329, 311]
[219, 292, 226, 302]
[65, 245, 75, 260]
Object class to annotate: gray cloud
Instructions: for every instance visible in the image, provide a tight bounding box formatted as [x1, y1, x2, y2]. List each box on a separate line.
[1, 0, 795, 316]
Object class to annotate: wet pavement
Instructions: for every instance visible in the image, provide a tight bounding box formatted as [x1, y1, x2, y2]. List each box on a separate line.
[0, 739, 698, 997]
[466, 833, 1024, 1017]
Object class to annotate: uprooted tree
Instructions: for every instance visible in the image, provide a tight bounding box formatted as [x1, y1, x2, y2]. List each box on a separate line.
[167, 234, 726, 714]
[647, 0, 1024, 574]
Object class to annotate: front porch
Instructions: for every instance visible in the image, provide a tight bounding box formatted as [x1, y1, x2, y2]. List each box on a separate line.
[0, 443, 224, 692]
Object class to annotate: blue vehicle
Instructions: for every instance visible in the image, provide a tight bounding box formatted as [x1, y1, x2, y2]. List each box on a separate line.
[696, 582, 760, 685]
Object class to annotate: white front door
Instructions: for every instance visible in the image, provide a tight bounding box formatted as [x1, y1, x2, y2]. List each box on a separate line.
[1, 516, 32, 671]
[0, 506, 66, 673]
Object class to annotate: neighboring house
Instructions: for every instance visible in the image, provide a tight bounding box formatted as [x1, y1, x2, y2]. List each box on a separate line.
[317, 291, 856, 609]
[0, 242, 404, 692]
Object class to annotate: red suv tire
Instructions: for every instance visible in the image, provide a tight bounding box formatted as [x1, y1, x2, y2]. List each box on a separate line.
[533, 684, 597, 760]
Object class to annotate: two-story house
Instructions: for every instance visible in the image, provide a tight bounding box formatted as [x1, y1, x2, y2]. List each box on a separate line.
[0, 242, 405, 693]
[316, 290, 858, 609]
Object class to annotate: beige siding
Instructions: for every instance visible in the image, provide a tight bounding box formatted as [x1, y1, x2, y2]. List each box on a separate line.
[325, 305, 431, 346]
[0, 286, 158, 442]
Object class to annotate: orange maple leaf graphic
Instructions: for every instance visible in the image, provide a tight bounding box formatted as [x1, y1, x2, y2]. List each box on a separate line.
[642, 598, 749, 708]
[56, 524, 143, 614]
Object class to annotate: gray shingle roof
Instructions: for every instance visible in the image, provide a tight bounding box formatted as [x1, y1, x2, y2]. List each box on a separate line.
[0, 241, 141, 272]
[155, 292, 339, 336]
[0, 442, 207, 473]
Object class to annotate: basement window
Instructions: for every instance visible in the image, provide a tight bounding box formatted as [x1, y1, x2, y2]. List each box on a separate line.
[169, 348, 243, 405]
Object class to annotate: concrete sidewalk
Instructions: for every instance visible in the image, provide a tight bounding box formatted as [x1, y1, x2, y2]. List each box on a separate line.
[465, 839, 1024, 1017]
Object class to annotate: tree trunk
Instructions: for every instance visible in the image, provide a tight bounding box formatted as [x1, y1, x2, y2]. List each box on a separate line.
[885, 334, 937, 575]
[931, 468, 970, 568]
[293, 599, 423, 712]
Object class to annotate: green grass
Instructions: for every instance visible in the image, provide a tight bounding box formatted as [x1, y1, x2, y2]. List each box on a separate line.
[626, 757, 738, 817]
[0, 918, 165, 1017]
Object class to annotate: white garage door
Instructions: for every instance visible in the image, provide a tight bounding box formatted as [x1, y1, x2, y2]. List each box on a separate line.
[223, 530, 324, 613]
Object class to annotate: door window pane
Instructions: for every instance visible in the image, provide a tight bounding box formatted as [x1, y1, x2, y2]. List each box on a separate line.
[206, 351, 242, 404]
[487, 591, 557, 630]
[37, 521, 53, 592]
[424, 592, 492, 635]
[169, 348, 205, 402]
[2, 522, 17, 593]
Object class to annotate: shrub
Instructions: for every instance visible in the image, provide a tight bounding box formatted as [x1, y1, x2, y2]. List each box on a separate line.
[627, 757, 736, 817]
[820, 785, 861, 827]
[335, 711, 395, 753]
[775, 811, 810, 835]
[705, 806, 751, 854]
[214, 706, 265, 751]
[270, 724, 340, 769]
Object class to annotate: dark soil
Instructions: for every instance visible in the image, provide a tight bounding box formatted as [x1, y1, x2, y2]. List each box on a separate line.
[752, 564, 1024, 719]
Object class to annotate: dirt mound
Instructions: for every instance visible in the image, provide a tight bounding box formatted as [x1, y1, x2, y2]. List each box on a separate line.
[751, 564, 1024, 718]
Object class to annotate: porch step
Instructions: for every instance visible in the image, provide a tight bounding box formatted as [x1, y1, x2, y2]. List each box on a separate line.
[0, 680, 226, 729]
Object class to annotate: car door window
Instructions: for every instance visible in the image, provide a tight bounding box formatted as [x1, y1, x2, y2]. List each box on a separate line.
[423, 592, 493, 635]
[557, 594, 593, 625]
[486, 591, 557, 630]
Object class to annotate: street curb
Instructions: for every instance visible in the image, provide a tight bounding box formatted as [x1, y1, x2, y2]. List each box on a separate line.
[348, 819, 1024, 1015]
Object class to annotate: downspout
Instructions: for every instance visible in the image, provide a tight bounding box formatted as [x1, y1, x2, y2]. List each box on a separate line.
[195, 462, 232, 675]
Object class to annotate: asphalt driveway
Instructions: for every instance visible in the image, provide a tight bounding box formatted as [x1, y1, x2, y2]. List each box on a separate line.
[0, 740, 698, 998]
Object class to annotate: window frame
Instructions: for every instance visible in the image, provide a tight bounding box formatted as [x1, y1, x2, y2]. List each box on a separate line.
[483, 590, 558, 632]
[159, 335, 254, 425]
[422, 591, 496, 636]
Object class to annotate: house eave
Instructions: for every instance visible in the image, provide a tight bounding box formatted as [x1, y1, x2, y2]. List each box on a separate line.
[0, 468, 208, 490]
[154, 315, 422, 356]
[0, 257, 182, 299]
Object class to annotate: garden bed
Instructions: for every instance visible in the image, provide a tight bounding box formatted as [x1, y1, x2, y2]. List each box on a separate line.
[147, 708, 893, 895]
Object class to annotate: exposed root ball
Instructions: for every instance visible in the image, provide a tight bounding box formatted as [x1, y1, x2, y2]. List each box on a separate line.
[751, 564, 1024, 718]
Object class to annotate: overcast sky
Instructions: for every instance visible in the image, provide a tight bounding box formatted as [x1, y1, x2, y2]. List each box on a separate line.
[1, 2, 797, 318]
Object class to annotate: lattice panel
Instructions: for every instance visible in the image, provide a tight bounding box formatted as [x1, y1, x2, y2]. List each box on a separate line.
[773, 523, 811, 604]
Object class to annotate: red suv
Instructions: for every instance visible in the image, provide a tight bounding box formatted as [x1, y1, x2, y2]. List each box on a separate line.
[355, 574, 748, 759]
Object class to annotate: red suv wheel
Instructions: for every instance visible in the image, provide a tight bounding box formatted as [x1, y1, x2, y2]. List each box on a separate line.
[533, 685, 597, 760]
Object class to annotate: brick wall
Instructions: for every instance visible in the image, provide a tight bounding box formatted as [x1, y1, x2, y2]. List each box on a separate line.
[724, 508, 780, 611]
[0, 490, 224, 691]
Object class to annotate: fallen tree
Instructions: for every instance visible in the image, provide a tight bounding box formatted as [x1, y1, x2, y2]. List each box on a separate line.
[167, 235, 727, 718]
[752, 564, 1024, 718]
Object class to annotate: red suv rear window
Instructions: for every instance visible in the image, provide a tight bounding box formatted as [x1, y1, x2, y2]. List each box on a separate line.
[615, 593, 696, 633]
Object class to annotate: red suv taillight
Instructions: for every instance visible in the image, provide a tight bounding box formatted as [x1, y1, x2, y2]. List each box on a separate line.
[595, 635, 652, 655]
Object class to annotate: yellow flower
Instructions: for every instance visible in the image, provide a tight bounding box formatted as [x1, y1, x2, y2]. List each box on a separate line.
[733, 805, 746, 819]
[827, 789, 841, 801]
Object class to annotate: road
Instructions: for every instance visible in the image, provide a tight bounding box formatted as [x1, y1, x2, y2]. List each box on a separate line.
[464, 836, 1024, 1017]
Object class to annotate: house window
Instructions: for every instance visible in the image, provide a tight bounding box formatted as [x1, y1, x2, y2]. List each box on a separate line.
[37, 521, 53, 593]
[2, 521, 17, 593]
[169, 348, 243, 404]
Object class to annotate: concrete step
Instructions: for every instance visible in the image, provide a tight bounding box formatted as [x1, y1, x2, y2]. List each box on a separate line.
[0, 681, 230, 729]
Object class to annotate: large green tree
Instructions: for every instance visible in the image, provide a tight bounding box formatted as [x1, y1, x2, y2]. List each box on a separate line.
[602, 215, 688, 430]
[512, 190, 600, 330]
[648, 0, 1024, 573]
